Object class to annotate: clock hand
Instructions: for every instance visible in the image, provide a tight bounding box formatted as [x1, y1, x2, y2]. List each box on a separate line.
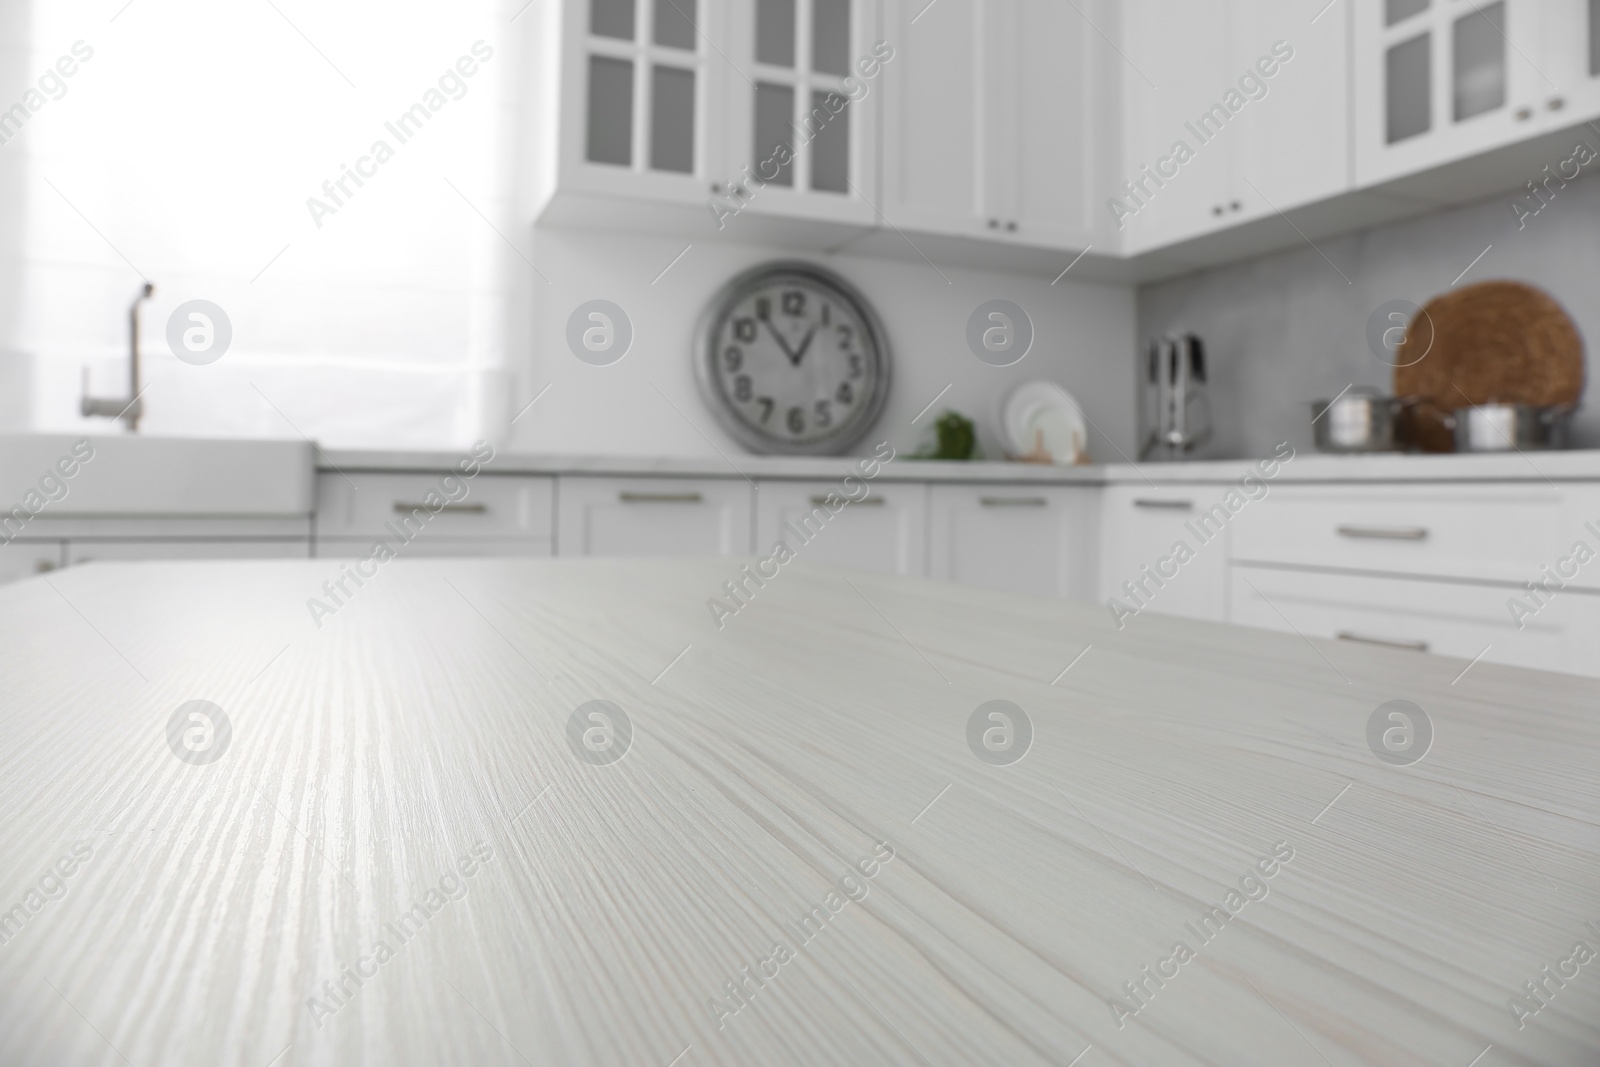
[760, 317, 798, 364]
[790, 326, 818, 367]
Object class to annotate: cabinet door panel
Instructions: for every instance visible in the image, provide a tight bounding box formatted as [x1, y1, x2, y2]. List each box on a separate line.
[879, 0, 990, 237]
[1117, 0, 1233, 251]
[1099, 488, 1227, 623]
[557, 477, 753, 557]
[1354, 0, 1547, 186]
[755, 480, 926, 576]
[928, 485, 1092, 599]
[1006, 0, 1102, 246]
[1227, 0, 1351, 220]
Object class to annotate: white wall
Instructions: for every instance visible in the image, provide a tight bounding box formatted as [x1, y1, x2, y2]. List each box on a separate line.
[516, 228, 1138, 462]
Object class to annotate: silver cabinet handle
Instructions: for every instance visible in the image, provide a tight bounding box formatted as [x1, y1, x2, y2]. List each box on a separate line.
[1336, 525, 1427, 540]
[619, 492, 703, 504]
[980, 496, 1048, 507]
[1133, 499, 1192, 510]
[1337, 631, 1429, 653]
[810, 495, 884, 506]
[393, 502, 487, 515]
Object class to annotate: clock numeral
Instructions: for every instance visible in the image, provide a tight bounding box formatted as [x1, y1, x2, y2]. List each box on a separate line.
[814, 399, 833, 428]
[733, 317, 757, 343]
[786, 406, 805, 435]
[848, 355, 863, 380]
[723, 345, 743, 373]
[755, 297, 771, 321]
[782, 290, 806, 316]
[836, 381, 853, 405]
[821, 304, 831, 326]
[734, 375, 752, 402]
[836, 325, 853, 348]
[757, 397, 774, 423]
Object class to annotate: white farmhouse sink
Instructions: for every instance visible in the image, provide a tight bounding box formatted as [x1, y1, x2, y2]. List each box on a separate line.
[0, 435, 315, 516]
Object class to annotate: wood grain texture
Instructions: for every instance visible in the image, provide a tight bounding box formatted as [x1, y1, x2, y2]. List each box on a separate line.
[0, 558, 1597, 1066]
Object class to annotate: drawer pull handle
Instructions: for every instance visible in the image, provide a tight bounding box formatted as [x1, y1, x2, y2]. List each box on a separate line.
[619, 492, 703, 504]
[810, 495, 885, 506]
[1336, 525, 1428, 541]
[1133, 499, 1193, 510]
[1336, 631, 1429, 653]
[393, 502, 488, 515]
[980, 496, 1048, 507]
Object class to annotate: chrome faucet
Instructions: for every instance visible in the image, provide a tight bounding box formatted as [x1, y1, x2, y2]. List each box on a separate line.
[81, 281, 154, 432]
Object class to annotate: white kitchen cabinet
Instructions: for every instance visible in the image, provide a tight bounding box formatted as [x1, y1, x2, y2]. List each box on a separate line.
[315, 539, 553, 560]
[557, 476, 753, 556]
[1230, 564, 1600, 678]
[928, 485, 1096, 599]
[1116, 0, 1234, 251]
[1541, 0, 1600, 123]
[880, 0, 1104, 248]
[314, 473, 555, 543]
[1099, 487, 1228, 622]
[1119, 0, 1350, 252]
[555, 0, 728, 207]
[65, 541, 310, 565]
[717, 0, 881, 226]
[0, 541, 63, 586]
[1353, 0, 1552, 186]
[754, 479, 926, 575]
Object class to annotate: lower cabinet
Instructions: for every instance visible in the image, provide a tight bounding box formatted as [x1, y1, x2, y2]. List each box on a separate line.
[1099, 486, 1229, 622]
[0, 542, 64, 585]
[1230, 564, 1600, 678]
[557, 477, 753, 557]
[927, 485, 1096, 599]
[753, 480, 928, 576]
[66, 540, 311, 564]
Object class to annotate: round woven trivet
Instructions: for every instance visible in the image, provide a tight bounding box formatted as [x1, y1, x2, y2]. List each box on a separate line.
[1393, 280, 1583, 451]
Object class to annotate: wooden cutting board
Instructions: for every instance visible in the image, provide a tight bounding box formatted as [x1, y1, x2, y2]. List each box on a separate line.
[1, 558, 1597, 1065]
[1394, 281, 1584, 451]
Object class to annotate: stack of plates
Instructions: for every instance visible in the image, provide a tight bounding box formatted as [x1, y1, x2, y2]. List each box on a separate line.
[1001, 381, 1088, 464]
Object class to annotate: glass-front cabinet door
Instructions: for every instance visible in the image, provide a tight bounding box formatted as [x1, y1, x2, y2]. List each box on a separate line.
[561, 0, 725, 203]
[719, 0, 879, 225]
[1354, 0, 1549, 185]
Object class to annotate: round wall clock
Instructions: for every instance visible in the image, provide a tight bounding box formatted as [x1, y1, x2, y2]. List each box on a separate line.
[694, 260, 891, 455]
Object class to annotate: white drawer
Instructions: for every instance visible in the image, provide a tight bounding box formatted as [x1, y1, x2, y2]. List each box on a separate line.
[66, 540, 311, 564]
[1230, 565, 1600, 677]
[755, 480, 927, 577]
[316, 473, 554, 542]
[1230, 484, 1600, 587]
[314, 539, 552, 559]
[557, 477, 753, 557]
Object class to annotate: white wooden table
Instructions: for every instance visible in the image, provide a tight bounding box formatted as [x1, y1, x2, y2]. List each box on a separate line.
[0, 559, 1596, 1066]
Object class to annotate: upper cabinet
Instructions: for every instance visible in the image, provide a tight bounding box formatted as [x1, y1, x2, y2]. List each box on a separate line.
[718, 0, 881, 225]
[1353, 0, 1576, 185]
[557, 0, 727, 205]
[879, 0, 1106, 250]
[1119, 0, 1350, 253]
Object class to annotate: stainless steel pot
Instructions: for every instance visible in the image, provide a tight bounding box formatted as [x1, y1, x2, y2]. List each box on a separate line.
[1310, 390, 1416, 453]
[1445, 403, 1572, 452]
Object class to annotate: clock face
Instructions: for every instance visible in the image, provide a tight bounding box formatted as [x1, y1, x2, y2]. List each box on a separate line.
[696, 263, 890, 455]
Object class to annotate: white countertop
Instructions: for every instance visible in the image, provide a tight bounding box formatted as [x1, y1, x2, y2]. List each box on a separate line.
[3, 558, 1594, 1065]
[320, 445, 1600, 484]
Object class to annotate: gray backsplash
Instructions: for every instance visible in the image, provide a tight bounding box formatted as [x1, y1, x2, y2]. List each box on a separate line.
[1136, 173, 1600, 460]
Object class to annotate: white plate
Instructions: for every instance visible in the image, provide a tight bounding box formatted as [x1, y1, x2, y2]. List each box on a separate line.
[1001, 382, 1088, 463]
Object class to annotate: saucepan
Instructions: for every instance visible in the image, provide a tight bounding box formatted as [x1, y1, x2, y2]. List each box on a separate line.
[1309, 389, 1420, 453]
[1442, 402, 1573, 452]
